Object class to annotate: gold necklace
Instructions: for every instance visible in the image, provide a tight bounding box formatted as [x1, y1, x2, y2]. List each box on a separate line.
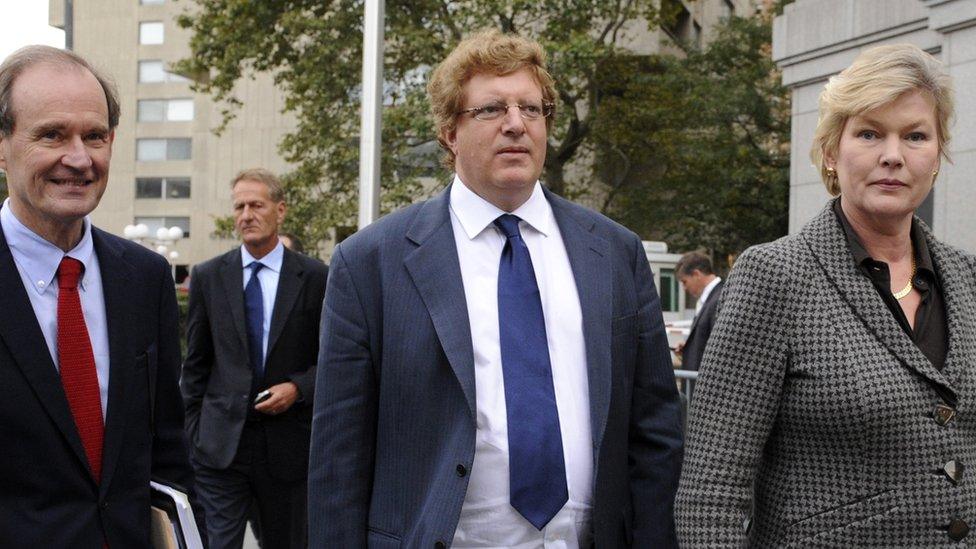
[893, 253, 917, 300]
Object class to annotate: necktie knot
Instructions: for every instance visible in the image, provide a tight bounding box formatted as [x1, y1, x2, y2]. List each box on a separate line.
[57, 257, 84, 290]
[494, 214, 523, 239]
[250, 261, 265, 275]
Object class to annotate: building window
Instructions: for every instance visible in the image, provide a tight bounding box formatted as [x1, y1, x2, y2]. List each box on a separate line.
[140, 0, 165, 4]
[139, 22, 164, 45]
[138, 60, 189, 83]
[136, 138, 192, 161]
[723, 0, 735, 16]
[137, 99, 194, 122]
[659, 268, 680, 313]
[135, 216, 190, 238]
[136, 177, 191, 199]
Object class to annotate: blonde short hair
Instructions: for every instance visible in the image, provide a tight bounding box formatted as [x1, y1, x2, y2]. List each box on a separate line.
[231, 168, 285, 202]
[810, 44, 954, 195]
[427, 29, 557, 169]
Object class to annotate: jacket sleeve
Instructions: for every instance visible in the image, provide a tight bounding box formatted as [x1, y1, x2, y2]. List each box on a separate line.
[180, 264, 213, 446]
[150, 256, 206, 538]
[629, 235, 684, 549]
[286, 263, 329, 402]
[308, 246, 375, 548]
[675, 245, 793, 547]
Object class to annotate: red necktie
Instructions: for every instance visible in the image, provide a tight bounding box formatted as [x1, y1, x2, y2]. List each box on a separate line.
[57, 257, 104, 482]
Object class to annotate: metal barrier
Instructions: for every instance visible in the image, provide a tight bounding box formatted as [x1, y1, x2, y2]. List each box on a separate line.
[673, 370, 699, 433]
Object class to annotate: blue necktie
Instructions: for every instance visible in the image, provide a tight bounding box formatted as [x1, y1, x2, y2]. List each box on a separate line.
[244, 262, 265, 380]
[494, 214, 568, 530]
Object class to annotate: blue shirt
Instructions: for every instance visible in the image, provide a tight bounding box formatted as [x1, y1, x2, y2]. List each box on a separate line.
[0, 199, 110, 419]
[241, 242, 284, 360]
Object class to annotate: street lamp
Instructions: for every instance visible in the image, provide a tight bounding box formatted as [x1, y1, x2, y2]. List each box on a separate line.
[123, 223, 184, 264]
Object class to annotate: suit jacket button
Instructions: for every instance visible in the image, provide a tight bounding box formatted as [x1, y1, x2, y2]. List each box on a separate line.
[434, 541, 447, 549]
[948, 519, 970, 541]
[456, 464, 467, 477]
[935, 404, 957, 426]
[944, 461, 964, 484]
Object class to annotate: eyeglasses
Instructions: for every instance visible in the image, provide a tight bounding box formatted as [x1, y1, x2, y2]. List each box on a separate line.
[457, 101, 554, 121]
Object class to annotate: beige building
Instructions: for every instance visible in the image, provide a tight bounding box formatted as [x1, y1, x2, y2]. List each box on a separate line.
[50, 0, 755, 280]
[49, 0, 296, 281]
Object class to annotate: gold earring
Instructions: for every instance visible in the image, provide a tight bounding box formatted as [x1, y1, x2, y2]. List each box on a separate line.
[826, 167, 836, 177]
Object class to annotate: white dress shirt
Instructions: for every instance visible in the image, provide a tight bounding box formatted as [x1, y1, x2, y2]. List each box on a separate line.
[1, 198, 110, 418]
[241, 242, 284, 359]
[695, 276, 722, 318]
[449, 177, 594, 548]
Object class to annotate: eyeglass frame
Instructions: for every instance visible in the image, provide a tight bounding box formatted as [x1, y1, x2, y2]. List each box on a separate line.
[456, 101, 555, 121]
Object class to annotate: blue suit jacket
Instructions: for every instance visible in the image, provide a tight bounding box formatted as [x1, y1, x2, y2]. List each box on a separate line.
[309, 185, 682, 548]
[0, 221, 198, 547]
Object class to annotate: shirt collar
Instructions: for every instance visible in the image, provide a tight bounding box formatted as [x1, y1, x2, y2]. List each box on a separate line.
[241, 240, 284, 273]
[699, 276, 722, 305]
[449, 174, 553, 240]
[1, 198, 95, 295]
[832, 198, 935, 278]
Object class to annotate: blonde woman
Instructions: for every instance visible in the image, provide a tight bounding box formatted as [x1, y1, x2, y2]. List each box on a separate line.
[676, 44, 976, 546]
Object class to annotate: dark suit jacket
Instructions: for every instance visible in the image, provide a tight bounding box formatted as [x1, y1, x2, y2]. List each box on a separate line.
[309, 185, 683, 548]
[181, 246, 327, 480]
[681, 280, 723, 372]
[0, 223, 196, 547]
[676, 201, 976, 547]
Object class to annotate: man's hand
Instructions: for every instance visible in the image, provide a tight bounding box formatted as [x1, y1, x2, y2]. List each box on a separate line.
[254, 381, 300, 415]
[674, 341, 685, 356]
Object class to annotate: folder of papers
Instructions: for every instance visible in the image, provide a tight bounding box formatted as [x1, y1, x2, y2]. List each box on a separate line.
[150, 480, 204, 549]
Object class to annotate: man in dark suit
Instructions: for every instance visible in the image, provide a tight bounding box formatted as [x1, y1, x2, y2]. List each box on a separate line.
[309, 30, 683, 548]
[674, 251, 724, 376]
[181, 168, 327, 549]
[0, 46, 198, 546]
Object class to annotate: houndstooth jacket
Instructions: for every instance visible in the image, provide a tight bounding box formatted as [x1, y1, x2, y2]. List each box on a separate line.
[675, 200, 976, 547]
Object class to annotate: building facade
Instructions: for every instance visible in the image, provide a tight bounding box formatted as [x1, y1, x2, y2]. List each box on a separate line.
[773, 0, 976, 253]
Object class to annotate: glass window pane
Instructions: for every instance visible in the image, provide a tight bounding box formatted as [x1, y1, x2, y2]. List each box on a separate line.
[139, 22, 164, 45]
[136, 139, 166, 161]
[660, 269, 676, 312]
[166, 70, 190, 83]
[134, 216, 164, 234]
[135, 177, 163, 198]
[139, 60, 165, 83]
[137, 99, 166, 122]
[165, 178, 191, 198]
[166, 138, 192, 160]
[165, 217, 190, 238]
[141, 0, 165, 4]
[167, 99, 194, 121]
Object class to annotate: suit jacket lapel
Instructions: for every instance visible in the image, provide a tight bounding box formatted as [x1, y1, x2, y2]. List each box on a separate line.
[267, 249, 304, 360]
[219, 249, 249, 351]
[546, 189, 613, 459]
[94, 228, 139, 494]
[928, 234, 976, 392]
[404, 186, 477, 421]
[0, 225, 92, 479]
[801, 201, 955, 400]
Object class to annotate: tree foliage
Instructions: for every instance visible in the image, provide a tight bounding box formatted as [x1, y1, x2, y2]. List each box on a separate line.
[176, 1, 789, 261]
[0, 171, 6, 203]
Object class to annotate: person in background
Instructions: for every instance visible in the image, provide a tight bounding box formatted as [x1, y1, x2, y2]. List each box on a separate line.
[181, 168, 328, 549]
[0, 45, 199, 546]
[673, 251, 723, 396]
[308, 29, 682, 548]
[676, 44, 976, 546]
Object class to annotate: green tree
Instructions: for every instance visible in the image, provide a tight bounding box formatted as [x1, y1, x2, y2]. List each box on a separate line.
[176, 0, 674, 246]
[0, 171, 7, 203]
[596, 12, 790, 266]
[176, 2, 789, 260]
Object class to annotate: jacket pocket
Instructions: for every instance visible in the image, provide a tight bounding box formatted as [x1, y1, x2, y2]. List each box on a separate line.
[781, 489, 901, 546]
[367, 526, 401, 548]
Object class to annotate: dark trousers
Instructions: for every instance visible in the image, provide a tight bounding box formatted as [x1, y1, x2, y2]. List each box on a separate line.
[193, 423, 307, 549]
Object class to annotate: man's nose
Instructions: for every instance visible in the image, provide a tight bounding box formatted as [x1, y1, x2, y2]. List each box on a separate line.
[61, 135, 93, 171]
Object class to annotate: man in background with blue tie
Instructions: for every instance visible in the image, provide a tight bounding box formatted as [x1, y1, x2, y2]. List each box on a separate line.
[309, 30, 683, 548]
[181, 168, 328, 549]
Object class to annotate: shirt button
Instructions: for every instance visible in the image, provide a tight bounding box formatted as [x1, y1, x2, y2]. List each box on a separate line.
[944, 460, 964, 484]
[948, 518, 970, 541]
[37, 280, 46, 288]
[455, 464, 467, 477]
[935, 404, 957, 426]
